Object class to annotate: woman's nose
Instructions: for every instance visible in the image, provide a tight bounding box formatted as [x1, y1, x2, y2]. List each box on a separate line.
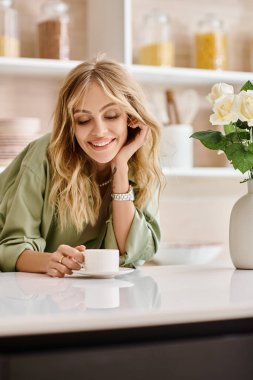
[91, 119, 107, 136]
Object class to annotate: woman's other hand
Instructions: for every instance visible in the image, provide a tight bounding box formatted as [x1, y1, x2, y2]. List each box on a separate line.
[112, 120, 149, 169]
[46, 244, 85, 278]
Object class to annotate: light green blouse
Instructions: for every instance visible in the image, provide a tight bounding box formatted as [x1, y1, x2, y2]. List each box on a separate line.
[0, 134, 160, 272]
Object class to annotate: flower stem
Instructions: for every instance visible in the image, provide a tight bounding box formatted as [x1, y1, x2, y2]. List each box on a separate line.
[250, 128, 253, 180]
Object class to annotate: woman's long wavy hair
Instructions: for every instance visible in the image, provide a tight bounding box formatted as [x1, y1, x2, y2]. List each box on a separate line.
[48, 57, 165, 232]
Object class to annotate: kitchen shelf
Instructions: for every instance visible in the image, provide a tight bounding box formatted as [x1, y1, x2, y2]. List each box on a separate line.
[162, 167, 242, 178]
[0, 57, 81, 78]
[1, 57, 253, 87]
[0, 165, 242, 178]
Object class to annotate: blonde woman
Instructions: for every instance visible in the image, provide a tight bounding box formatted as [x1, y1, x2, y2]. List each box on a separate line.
[0, 58, 164, 277]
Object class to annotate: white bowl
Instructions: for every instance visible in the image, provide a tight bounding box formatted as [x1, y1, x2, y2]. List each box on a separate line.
[153, 242, 223, 265]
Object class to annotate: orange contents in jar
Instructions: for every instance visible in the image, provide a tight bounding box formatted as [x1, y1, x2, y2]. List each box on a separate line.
[195, 32, 227, 70]
[139, 42, 174, 66]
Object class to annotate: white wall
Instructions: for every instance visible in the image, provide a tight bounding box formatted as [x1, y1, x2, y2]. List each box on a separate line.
[160, 177, 246, 262]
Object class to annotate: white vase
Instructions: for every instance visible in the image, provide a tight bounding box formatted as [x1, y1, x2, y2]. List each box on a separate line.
[229, 180, 253, 269]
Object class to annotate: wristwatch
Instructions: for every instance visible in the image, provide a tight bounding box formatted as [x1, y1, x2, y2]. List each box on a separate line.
[111, 185, 135, 201]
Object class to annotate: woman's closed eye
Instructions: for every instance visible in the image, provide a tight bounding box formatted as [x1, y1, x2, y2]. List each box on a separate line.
[105, 115, 119, 120]
[104, 110, 120, 120]
[76, 117, 119, 126]
[76, 113, 120, 125]
[76, 119, 91, 125]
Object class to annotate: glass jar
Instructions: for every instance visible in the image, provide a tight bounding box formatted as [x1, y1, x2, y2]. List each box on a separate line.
[139, 9, 174, 67]
[0, 0, 20, 57]
[195, 13, 228, 70]
[37, 0, 70, 60]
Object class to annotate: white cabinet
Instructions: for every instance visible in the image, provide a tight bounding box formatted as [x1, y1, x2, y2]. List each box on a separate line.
[0, 0, 251, 86]
[0, 0, 250, 176]
[1, 0, 251, 86]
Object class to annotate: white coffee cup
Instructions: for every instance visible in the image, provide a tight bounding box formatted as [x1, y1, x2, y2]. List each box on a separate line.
[83, 249, 119, 273]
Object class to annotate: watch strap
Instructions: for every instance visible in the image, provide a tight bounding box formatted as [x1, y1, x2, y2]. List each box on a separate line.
[111, 185, 135, 201]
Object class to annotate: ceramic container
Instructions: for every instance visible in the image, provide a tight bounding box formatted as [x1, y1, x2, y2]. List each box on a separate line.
[229, 180, 253, 269]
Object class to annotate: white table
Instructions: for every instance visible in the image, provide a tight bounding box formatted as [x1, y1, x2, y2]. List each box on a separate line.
[1, 263, 253, 379]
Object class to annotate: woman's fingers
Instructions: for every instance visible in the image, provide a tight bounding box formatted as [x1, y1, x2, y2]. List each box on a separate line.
[46, 244, 85, 277]
[59, 256, 82, 270]
[56, 244, 85, 264]
[49, 257, 74, 277]
[47, 267, 65, 278]
[75, 245, 86, 252]
[129, 123, 149, 147]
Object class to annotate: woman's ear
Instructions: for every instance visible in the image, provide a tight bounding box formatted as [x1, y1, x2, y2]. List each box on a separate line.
[127, 115, 132, 127]
[127, 115, 139, 127]
[127, 121, 141, 142]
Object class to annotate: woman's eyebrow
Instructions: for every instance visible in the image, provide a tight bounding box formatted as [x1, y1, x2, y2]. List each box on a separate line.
[74, 102, 116, 115]
[74, 109, 92, 115]
[100, 102, 116, 112]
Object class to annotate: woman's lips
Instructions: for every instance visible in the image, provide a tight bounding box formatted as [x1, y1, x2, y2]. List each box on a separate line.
[88, 138, 116, 151]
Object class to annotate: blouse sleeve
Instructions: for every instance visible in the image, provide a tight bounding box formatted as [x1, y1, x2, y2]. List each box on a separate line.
[103, 193, 161, 268]
[0, 165, 47, 272]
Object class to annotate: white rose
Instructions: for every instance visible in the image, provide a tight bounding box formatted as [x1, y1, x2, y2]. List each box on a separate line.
[209, 94, 239, 125]
[237, 90, 253, 126]
[207, 83, 234, 104]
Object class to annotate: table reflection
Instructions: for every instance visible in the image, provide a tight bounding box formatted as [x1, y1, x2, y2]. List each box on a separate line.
[0, 270, 160, 315]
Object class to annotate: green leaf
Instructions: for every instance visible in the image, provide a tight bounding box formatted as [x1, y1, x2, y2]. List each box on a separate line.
[226, 131, 250, 143]
[236, 127, 250, 133]
[248, 143, 253, 154]
[240, 80, 253, 92]
[224, 123, 236, 135]
[190, 130, 227, 150]
[224, 143, 253, 173]
[235, 119, 249, 129]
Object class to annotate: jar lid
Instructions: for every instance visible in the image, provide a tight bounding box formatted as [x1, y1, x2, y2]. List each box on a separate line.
[144, 8, 170, 24]
[41, 0, 69, 17]
[198, 13, 224, 30]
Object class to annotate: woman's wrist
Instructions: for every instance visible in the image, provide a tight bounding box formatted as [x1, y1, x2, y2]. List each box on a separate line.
[16, 250, 51, 273]
[111, 164, 129, 193]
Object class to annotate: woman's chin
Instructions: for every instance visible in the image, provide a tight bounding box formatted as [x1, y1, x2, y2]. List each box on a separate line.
[87, 150, 119, 165]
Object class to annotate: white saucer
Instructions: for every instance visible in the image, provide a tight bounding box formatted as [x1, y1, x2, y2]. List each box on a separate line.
[69, 267, 134, 279]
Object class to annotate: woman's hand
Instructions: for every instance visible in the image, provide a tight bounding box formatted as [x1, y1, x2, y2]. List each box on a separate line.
[112, 120, 149, 169]
[46, 244, 85, 278]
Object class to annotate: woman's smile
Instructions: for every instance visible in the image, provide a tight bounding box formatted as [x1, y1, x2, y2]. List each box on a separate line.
[88, 138, 116, 151]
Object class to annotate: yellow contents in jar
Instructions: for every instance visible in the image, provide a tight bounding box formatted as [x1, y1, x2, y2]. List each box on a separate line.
[195, 32, 227, 70]
[139, 42, 174, 66]
[0, 35, 20, 57]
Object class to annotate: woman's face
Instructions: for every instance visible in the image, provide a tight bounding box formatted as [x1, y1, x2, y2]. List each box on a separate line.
[73, 82, 128, 166]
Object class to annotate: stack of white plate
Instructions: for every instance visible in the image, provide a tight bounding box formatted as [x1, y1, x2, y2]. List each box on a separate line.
[153, 242, 223, 265]
[0, 118, 41, 165]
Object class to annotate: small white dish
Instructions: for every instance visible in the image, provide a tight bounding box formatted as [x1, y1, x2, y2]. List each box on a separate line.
[153, 242, 223, 265]
[69, 267, 134, 279]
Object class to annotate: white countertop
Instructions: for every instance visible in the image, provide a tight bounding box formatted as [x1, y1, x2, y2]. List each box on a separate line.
[1, 262, 253, 337]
